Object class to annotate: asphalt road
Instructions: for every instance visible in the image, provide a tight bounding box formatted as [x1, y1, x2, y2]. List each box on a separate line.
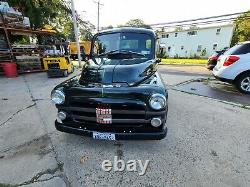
[0, 65, 250, 187]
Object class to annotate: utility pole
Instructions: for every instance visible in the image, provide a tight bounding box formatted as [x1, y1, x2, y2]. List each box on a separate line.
[94, 0, 104, 32]
[71, 0, 81, 67]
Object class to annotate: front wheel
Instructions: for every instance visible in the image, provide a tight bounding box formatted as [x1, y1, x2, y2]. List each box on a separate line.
[235, 73, 250, 94]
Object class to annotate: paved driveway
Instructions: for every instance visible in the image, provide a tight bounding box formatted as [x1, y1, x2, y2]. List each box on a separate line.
[0, 65, 250, 187]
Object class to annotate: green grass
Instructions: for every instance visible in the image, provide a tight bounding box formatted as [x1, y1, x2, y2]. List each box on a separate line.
[161, 58, 207, 65]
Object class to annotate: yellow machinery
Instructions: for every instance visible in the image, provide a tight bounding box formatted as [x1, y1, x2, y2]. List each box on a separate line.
[43, 56, 74, 77]
[69, 41, 91, 60]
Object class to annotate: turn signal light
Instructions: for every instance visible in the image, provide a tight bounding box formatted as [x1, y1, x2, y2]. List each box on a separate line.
[223, 56, 240, 66]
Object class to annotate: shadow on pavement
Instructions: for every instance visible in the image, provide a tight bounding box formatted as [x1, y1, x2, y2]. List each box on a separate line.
[175, 79, 250, 106]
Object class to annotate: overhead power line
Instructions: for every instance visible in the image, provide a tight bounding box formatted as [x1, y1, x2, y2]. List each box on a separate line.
[150, 11, 248, 27]
[154, 16, 250, 29]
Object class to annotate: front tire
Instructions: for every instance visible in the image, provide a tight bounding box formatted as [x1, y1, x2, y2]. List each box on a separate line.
[235, 73, 250, 94]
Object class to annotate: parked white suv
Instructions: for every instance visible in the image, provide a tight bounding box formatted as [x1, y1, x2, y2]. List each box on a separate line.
[213, 41, 250, 94]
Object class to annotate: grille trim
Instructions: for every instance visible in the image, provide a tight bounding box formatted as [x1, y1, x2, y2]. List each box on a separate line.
[58, 106, 145, 115]
[61, 97, 147, 126]
[71, 114, 149, 124]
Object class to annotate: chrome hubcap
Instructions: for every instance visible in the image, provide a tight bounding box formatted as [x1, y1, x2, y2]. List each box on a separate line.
[241, 77, 250, 92]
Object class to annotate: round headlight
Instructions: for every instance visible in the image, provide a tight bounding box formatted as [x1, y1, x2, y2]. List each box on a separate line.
[51, 90, 65, 105]
[149, 94, 166, 110]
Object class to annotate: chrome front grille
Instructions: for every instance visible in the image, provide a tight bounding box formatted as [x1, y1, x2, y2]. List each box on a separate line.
[59, 98, 148, 126]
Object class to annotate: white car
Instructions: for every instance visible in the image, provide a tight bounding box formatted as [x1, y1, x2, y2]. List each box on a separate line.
[213, 41, 250, 94]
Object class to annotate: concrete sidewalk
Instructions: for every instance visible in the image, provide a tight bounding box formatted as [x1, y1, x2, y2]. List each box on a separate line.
[0, 72, 79, 186]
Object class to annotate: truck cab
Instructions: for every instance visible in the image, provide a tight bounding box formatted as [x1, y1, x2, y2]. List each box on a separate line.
[51, 28, 168, 140]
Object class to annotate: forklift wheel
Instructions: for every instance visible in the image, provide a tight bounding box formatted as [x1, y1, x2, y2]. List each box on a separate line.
[63, 70, 68, 77]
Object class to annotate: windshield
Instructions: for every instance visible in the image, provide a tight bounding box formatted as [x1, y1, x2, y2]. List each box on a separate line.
[91, 32, 154, 59]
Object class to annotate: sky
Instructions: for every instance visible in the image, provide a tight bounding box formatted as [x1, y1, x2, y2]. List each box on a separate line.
[74, 0, 250, 28]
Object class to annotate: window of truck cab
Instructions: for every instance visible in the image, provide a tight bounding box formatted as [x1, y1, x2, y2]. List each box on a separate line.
[91, 32, 154, 59]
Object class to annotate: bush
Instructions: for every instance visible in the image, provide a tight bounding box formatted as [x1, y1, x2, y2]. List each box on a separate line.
[157, 51, 168, 58]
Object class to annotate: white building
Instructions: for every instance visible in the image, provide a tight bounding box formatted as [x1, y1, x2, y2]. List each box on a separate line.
[158, 24, 234, 58]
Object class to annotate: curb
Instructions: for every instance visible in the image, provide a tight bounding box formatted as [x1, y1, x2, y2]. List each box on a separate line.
[159, 63, 207, 67]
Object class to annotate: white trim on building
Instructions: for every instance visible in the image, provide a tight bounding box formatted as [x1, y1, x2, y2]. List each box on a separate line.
[158, 24, 234, 58]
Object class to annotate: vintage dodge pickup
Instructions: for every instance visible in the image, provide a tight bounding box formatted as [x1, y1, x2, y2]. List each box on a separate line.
[51, 28, 168, 140]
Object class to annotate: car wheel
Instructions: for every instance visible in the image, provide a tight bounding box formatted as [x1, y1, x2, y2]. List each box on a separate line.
[235, 73, 250, 94]
[63, 70, 68, 77]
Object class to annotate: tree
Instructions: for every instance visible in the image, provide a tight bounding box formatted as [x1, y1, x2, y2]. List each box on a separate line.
[118, 19, 151, 29]
[79, 21, 95, 41]
[8, 0, 70, 29]
[8, 0, 95, 41]
[231, 10, 250, 46]
[100, 25, 113, 31]
[63, 21, 75, 41]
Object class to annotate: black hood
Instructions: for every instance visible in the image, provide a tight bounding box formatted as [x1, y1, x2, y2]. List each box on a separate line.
[79, 58, 157, 86]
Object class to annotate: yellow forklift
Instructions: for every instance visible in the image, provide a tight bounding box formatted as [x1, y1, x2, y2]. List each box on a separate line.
[43, 43, 74, 77]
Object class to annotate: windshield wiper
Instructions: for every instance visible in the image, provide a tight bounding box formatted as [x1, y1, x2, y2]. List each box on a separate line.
[97, 50, 146, 58]
[121, 50, 146, 57]
[97, 50, 120, 57]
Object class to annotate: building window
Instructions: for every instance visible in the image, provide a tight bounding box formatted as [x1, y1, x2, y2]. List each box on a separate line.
[187, 31, 197, 36]
[181, 46, 184, 50]
[213, 43, 218, 50]
[216, 28, 221, 35]
[175, 33, 178, 37]
[197, 45, 202, 52]
[168, 46, 171, 52]
[162, 34, 169, 38]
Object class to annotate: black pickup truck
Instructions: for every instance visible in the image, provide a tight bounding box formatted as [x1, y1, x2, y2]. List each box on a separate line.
[51, 28, 168, 140]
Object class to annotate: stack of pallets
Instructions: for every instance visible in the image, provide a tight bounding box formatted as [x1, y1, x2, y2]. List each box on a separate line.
[12, 44, 39, 53]
[0, 2, 30, 29]
[16, 55, 41, 72]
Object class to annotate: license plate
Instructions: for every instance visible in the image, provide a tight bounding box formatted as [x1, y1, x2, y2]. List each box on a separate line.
[93, 132, 116, 140]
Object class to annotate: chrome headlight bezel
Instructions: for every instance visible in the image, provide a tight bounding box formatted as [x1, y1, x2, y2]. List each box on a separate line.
[149, 93, 166, 110]
[51, 89, 65, 105]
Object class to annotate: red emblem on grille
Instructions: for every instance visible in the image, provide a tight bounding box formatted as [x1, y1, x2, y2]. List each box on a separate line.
[96, 105, 112, 124]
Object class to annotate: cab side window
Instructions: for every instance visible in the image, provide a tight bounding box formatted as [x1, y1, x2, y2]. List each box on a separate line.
[146, 39, 151, 50]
